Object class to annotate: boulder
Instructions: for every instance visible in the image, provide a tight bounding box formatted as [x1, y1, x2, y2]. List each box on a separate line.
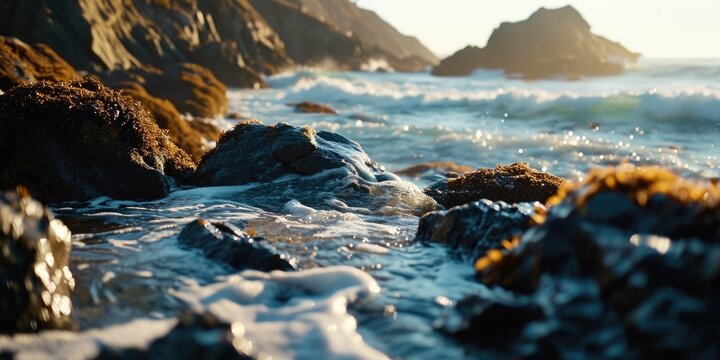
[119, 84, 216, 162]
[288, 101, 338, 115]
[440, 165, 720, 358]
[432, 6, 640, 79]
[97, 312, 253, 360]
[178, 219, 297, 272]
[424, 163, 565, 208]
[415, 200, 534, 261]
[0, 36, 78, 91]
[195, 121, 436, 214]
[0, 78, 195, 202]
[0, 189, 75, 333]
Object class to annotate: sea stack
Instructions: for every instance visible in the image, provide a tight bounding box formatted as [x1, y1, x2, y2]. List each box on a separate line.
[432, 6, 640, 79]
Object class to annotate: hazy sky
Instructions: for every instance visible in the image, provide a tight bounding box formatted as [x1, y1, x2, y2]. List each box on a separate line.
[358, 0, 719, 59]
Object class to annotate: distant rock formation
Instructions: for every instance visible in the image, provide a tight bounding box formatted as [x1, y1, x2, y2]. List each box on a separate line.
[433, 6, 640, 79]
[250, 0, 438, 72]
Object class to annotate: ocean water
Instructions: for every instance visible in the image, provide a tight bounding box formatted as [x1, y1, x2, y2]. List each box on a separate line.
[2, 60, 719, 359]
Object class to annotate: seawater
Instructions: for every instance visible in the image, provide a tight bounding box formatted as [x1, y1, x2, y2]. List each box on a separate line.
[1, 60, 718, 359]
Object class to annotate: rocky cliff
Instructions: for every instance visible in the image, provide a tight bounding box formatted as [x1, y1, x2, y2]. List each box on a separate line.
[433, 6, 640, 79]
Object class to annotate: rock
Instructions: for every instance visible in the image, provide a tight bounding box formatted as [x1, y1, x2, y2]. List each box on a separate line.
[250, 0, 437, 72]
[195, 121, 436, 215]
[415, 200, 534, 260]
[97, 312, 253, 360]
[396, 161, 474, 178]
[119, 85, 214, 162]
[424, 163, 565, 209]
[0, 78, 195, 202]
[0, 36, 78, 91]
[178, 219, 296, 272]
[432, 6, 640, 79]
[0, 0, 291, 85]
[0, 189, 75, 333]
[288, 101, 338, 115]
[441, 165, 720, 358]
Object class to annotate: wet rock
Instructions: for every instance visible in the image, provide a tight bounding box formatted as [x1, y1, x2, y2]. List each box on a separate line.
[0, 78, 195, 202]
[195, 121, 435, 215]
[415, 200, 534, 260]
[432, 6, 640, 79]
[120, 84, 215, 162]
[97, 312, 253, 360]
[442, 165, 720, 358]
[396, 161, 474, 178]
[288, 101, 338, 115]
[178, 219, 296, 272]
[0, 36, 78, 91]
[0, 189, 75, 333]
[424, 163, 565, 208]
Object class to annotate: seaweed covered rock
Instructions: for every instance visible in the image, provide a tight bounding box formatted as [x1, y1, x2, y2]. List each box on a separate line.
[98, 312, 253, 360]
[432, 6, 640, 79]
[440, 165, 720, 358]
[0, 189, 75, 333]
[195, 121, 436, 215]
[0, 36, 78, 91]
[424, 163, 565, 209]
[178, 219, 296, 272]
[0, 78, 195, 202]
[288, 101, 338, 115]
[120, 85, 217, 162]
[415, 200, 534, 260]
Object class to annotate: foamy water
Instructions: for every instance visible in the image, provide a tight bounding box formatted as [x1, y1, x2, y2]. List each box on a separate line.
[1, 60, 718, 359]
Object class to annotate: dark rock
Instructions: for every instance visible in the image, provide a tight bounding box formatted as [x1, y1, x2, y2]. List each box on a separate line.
[415, 200, 534, 260]
[119, 84, 215, 162]
[432, 6, 640, 79]
[178, 219, 297, 272]
[0, 36, 78, 91]
[424, 163, 565, 208]
[195, 121, 436, 215]
[97, 312, 254, 360]
[0, 78, 195, 202]
[443, 165, 720, 358]
[396, 161, 474, 178]
[0, 189, 75, 333]
[288, 101, 338, 115]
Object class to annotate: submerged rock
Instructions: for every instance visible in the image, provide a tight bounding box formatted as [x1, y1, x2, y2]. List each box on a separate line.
[396, 161, 474, 178]
[0, 36, 78, 91]
[0, 78, 195, 202]
[415, 200, 534, 261]
[424, 163, 565, 208]
[97, 312, 253, 360]
[195, 121, 435, 215]
[0, 189, 75, 333]
[178, 219, 296, 272]
[432, 6, 640, 79]
[441, 165, 720, 358]
[288, 101, 338, 115]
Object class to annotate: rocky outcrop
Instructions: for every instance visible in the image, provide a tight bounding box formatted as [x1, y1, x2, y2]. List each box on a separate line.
[250, 0, 437, 71]
[0, 0, 291, 87]
[433, 6, 640, 79]
[0, 190, 75, 333]
[439, 165, 720, 358]
[0, 78, 195, 203]
[415, 200, 534, 261]
[195, 120, 436, 214]
[0, 36, 78, 91]
[178, 219, 297, 272]
[288, 101, 338, 115]
[98, 312, 254, 359]
[424, 163, 565, 209]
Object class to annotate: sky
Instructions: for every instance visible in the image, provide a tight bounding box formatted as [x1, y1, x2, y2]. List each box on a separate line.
[357, 0, 720, 59]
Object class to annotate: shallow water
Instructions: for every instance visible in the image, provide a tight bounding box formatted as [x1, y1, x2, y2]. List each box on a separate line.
[3, 60, 719, 359]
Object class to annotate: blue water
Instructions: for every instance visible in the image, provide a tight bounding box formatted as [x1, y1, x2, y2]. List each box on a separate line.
[2, 60, 719, 359]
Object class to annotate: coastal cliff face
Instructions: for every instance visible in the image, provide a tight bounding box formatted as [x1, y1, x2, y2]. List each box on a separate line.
[251, 0, 438, 71]
[433, 6, 640, 79]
